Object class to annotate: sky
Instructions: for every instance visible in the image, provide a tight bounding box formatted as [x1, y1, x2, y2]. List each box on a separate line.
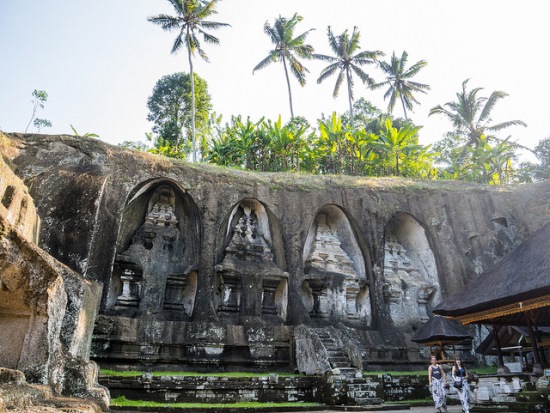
[1, 1, 548, 157]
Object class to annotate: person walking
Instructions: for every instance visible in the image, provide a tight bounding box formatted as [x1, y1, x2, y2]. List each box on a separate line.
[452, 357, 470, 413]
[428, 355, 448, 413]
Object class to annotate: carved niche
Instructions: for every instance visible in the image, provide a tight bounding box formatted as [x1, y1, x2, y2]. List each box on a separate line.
[383, 213, 440, 329]
[302, 211, 371, 325]
[216, 201, 288, 324]
[108, 184, 197, 320]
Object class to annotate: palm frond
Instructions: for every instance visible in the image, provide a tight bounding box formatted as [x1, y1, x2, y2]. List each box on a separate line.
[370, 80, 389, 90]
[200, 20, 231, 30]
[288, 56, 308, 86]
[317, 63, 339, 84]
[200, 30, 220, 45]
[333, 71, 344, 98]
[479, 90, 508, 122]
[486, 120, 528, 132]
[147, 15, 182, 31]
[253, 54, 275, 73]
[171, 31, 185, 54]
[313, 53, 336, 62]
[350, 64, 373, 85]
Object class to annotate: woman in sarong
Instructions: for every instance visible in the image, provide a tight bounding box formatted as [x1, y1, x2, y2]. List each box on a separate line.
[452, 357, 470, 413]
[428, 355, 448, 413]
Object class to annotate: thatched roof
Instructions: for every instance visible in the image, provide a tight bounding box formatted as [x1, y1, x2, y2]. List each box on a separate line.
[434, 222, 550, 326]
[411, 315, 471, 345]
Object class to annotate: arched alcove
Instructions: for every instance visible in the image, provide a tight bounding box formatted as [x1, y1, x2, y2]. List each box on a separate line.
[215, 198, 288, 324]
[383, 212, 440, 329]
[105, 179, 200, 321]
[302, 205, 372, 326]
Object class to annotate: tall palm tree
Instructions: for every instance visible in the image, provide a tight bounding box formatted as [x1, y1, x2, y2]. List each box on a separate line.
[148, 0, 229, 162]
[371, 51, 430, 120]
[315, 26, 384, 125]
[429, 79, 526, 148]
[253, 14, 314, 119]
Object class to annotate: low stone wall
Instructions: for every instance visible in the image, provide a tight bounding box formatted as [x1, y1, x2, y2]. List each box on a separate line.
[102, 374, 325, 404]
[100, 373, 431, 405]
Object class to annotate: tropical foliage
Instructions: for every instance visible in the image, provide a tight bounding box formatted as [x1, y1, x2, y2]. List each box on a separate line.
[141, 9, 543, 186]
[205, 106, 435, 178]
[315, 27, 383, 123]
[146, 72, 212, 157]
[148, 0, 229, 162]
[25, 89, 51, 133]
[371, 51, 430, 120]
[429, 79, 527, 149]
[253, 14, 315, 119]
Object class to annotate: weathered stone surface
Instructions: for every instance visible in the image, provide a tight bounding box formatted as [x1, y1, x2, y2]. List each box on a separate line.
[0, 367, 26, 385]
[2, 132, 549, 375]
[0, 138, 108, 410]
[294, 325, 331, 374]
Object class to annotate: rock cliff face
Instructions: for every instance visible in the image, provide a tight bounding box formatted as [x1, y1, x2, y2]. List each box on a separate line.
[0, 133, 108, 409]
[2, 132, 549, 374]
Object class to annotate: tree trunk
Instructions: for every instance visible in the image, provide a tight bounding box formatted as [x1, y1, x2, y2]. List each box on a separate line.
[282, 56, 295, 119]
[187, 28, 197, 163]
[346, 69, 354, 127]
[400, 97, 408, 120]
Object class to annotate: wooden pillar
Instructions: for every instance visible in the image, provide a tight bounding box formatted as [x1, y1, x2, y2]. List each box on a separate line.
[524, 311, 542, 366]
[492, 321, 505, 367]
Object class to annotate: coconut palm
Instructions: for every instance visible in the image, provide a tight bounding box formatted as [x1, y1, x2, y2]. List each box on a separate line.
[315, 26, 384, 125]
[253, 14, 315, 119]
[371, 51, 430, 120]
[429, 79, 526, 148]
[148, 0, 229, 162]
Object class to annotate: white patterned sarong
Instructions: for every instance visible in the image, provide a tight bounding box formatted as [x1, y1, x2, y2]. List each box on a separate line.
[431, 378, 447, 411]
[455, 378, 470, 413]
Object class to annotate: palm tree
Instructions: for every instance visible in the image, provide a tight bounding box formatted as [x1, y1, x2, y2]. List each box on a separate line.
[373, 118, 424, 176]
[315, 26, 384, 125]
[148, 0, 229, 162]
[429, 79, 526, 149]
[371, 51, 430, 120]
[253, 14, 315, 119]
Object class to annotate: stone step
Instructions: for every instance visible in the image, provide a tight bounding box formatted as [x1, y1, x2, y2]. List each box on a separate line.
[331, 361, 352, 368]
[352, 397, 384, 406]
[323, 343, 340, 350]
[348, 390, 377, 399]
[338, 367, 360, 378]
[330, 356, 350, 362]
[326, 352, 347, 358]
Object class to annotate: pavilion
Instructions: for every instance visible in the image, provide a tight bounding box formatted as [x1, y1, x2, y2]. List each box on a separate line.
[433, 222, 550, 372]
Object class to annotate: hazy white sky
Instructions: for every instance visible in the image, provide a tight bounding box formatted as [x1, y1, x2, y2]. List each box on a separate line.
[1, 1, 547, 153]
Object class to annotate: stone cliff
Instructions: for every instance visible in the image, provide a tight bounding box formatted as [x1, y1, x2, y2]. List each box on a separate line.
[1, 132, 549, 377]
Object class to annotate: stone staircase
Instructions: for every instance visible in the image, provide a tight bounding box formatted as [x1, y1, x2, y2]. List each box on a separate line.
[315, 329, 356, 376]
[314, 328, 383, 406]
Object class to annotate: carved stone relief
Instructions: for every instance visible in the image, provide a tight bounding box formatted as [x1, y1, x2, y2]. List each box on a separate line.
[216, 202, 288, 324]
[108, 185, 197, 319]
[303, 212, 371, 325]
[383, 213, 440, 328]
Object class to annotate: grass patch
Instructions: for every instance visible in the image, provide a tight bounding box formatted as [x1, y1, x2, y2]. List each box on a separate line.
[111, 396, 322, 409]
[101, 370, 301, 378]
[392, 398, 432, 405]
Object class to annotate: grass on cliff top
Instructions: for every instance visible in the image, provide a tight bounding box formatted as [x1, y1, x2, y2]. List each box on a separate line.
[111, 396, 322, 409]
[100, 370, 301, 378]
